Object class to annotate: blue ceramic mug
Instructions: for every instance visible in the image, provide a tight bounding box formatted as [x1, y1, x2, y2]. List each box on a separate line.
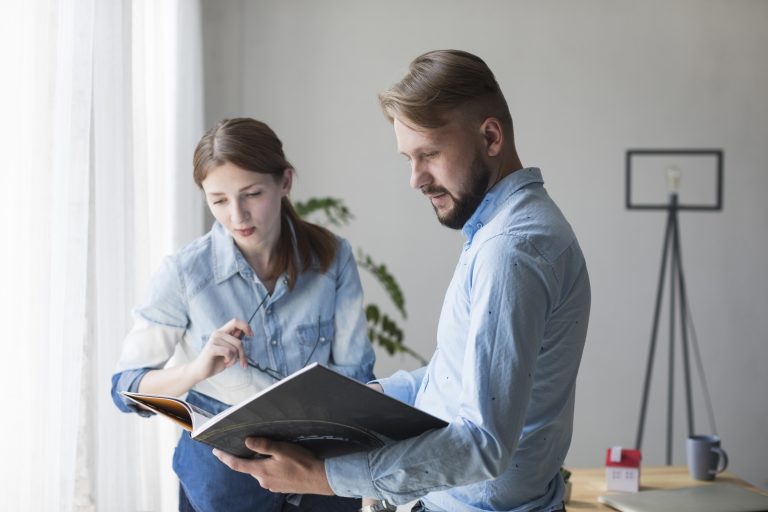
[687, 435, 728, 481]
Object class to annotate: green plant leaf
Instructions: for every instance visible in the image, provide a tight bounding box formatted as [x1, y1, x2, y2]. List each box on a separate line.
[356, 249, 407, 319]
[294, 197, 353, 227]
[366, 308, 427, 365]
[365, 304, 380, 324]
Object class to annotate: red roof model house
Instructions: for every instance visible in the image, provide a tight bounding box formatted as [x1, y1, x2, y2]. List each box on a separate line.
[605, 446, 642, 492]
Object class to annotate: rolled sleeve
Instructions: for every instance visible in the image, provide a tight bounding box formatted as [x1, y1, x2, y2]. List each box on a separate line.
[110, 368, 153, 415]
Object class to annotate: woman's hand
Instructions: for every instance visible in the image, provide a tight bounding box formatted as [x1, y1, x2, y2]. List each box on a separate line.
[188, 318, 253, 383]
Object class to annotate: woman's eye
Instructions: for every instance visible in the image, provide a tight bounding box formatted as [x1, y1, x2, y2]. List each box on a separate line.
[246, 192, 261, 198]
[212, 199, 226, 205]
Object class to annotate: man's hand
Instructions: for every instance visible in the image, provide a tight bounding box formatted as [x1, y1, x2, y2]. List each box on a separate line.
[213, 437, 334, 495]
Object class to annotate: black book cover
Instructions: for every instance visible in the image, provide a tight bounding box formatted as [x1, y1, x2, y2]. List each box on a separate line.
[122, 363, 447, 458]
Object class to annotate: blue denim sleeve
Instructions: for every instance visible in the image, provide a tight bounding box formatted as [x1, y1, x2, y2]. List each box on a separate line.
[111, 256, 188, 416]
[110, 368, 153, 416]
[326, 239, 376, 383]
[134, 256, 189, 328]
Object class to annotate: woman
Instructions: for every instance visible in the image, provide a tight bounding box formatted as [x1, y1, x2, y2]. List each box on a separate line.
[111, 118, 374, 512]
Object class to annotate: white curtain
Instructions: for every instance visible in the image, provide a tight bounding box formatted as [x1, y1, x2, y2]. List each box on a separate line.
[0, 1, 204, 510]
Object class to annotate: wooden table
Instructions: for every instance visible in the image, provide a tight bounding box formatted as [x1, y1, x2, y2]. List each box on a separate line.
[566, 465, 767, 510]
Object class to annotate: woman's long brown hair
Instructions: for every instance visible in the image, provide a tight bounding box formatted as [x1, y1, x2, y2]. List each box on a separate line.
[193, 118, 337, 288]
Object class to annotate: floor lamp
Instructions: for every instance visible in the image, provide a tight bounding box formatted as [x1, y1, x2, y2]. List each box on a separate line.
[625, 149, 723, 465]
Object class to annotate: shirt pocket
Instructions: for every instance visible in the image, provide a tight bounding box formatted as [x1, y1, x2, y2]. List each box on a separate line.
[296, 318, 334, 365]
[198, 333, 253, 391]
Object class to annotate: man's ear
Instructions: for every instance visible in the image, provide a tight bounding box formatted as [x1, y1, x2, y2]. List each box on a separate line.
[281, 168, 294, 195]
[480, 118, 503, 157]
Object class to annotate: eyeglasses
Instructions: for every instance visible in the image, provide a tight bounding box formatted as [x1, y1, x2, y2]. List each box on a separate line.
[232, 293, 269, 340]
[237, 294, 323, 381]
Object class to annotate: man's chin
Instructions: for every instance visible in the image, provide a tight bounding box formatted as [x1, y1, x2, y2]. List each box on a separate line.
[435, 207, 464, 230]
[434, 195, 484, 230]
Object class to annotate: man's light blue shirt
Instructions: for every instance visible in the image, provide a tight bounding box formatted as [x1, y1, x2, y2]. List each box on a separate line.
[326, 168, 591, 511]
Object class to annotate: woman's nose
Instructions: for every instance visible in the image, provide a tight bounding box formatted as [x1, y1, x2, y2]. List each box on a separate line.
[231, 200, 249, 223]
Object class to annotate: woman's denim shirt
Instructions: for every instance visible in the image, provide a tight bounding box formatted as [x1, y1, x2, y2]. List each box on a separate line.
[111, 222, 374, 511]
[111, 221, 376, 413]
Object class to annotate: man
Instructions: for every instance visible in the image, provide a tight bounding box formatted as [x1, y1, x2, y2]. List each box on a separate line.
[216, 49, 591, 512]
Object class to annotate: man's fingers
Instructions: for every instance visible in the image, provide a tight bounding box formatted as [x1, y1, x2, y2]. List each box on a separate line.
[214, 440, 331, 495]
[213, 449, 259, 474]
[245, 437, 278, 457]
[212, 448, 272, 491]
[213, 449, 242, 470]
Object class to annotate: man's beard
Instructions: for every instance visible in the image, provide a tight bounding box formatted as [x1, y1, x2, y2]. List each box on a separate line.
[425, 150, 492, 230]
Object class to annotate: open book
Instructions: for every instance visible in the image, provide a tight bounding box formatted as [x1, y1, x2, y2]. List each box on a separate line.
[122, 363, 447, 459]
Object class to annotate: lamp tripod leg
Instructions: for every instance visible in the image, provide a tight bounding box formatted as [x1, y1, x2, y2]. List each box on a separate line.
[673, 213, 695, 438]
[636, 206, 675, 451]
[667, 210, 677, 465]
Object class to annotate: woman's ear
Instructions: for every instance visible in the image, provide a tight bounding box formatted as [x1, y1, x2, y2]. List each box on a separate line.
[480, 118, 503, 157]
[281, 168, 294, 196]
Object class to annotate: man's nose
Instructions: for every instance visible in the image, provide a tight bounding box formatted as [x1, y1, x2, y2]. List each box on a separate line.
[409, 160, 430, 190]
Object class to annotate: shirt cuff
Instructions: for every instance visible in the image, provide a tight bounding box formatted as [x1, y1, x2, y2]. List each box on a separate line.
[325, 451, 379, 499]
[374, 367, 426, 405]
[111, 368, 153, 416]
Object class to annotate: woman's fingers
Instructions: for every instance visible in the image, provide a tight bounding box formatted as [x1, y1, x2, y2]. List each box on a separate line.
[217, 318, 253, 368]
[216, 331, 249, 368]
[220, 317, 254, 338]
[208, 336, 242, 367]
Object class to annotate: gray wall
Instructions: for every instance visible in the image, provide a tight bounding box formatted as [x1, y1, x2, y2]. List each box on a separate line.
[202, 0, 768, 490]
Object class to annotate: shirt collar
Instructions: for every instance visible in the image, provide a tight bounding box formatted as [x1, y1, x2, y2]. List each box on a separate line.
[461, 167, 544, 242]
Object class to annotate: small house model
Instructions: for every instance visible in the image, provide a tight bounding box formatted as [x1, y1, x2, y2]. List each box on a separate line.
[605, 446, 641, 492]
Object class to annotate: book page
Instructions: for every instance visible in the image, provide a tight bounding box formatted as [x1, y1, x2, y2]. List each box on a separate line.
[122, 392, 212, 431]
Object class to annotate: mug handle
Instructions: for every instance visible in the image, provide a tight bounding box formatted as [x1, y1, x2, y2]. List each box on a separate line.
[711, 447, 729, 474]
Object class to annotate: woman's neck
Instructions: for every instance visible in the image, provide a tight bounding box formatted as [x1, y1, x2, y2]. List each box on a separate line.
[246, 249, 277, 288]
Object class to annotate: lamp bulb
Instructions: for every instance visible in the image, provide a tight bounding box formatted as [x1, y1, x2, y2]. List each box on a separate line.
[667, 166, 682, 193]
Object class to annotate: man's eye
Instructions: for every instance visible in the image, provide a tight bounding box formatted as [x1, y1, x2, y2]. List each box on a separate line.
[424, 151, 438, 158]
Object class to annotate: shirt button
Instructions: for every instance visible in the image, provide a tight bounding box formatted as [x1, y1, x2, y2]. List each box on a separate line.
[266, 309, 272, 315]
[319, 336, 326, 342]
[476, 222, 483, 229]
[271, 339, 277, 346]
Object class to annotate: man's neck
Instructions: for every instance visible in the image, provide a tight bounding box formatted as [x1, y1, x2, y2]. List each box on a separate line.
[489, 152, 524, 191]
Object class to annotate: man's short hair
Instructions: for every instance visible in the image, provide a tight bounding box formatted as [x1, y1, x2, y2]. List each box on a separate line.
[378, 49, 512, 131]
